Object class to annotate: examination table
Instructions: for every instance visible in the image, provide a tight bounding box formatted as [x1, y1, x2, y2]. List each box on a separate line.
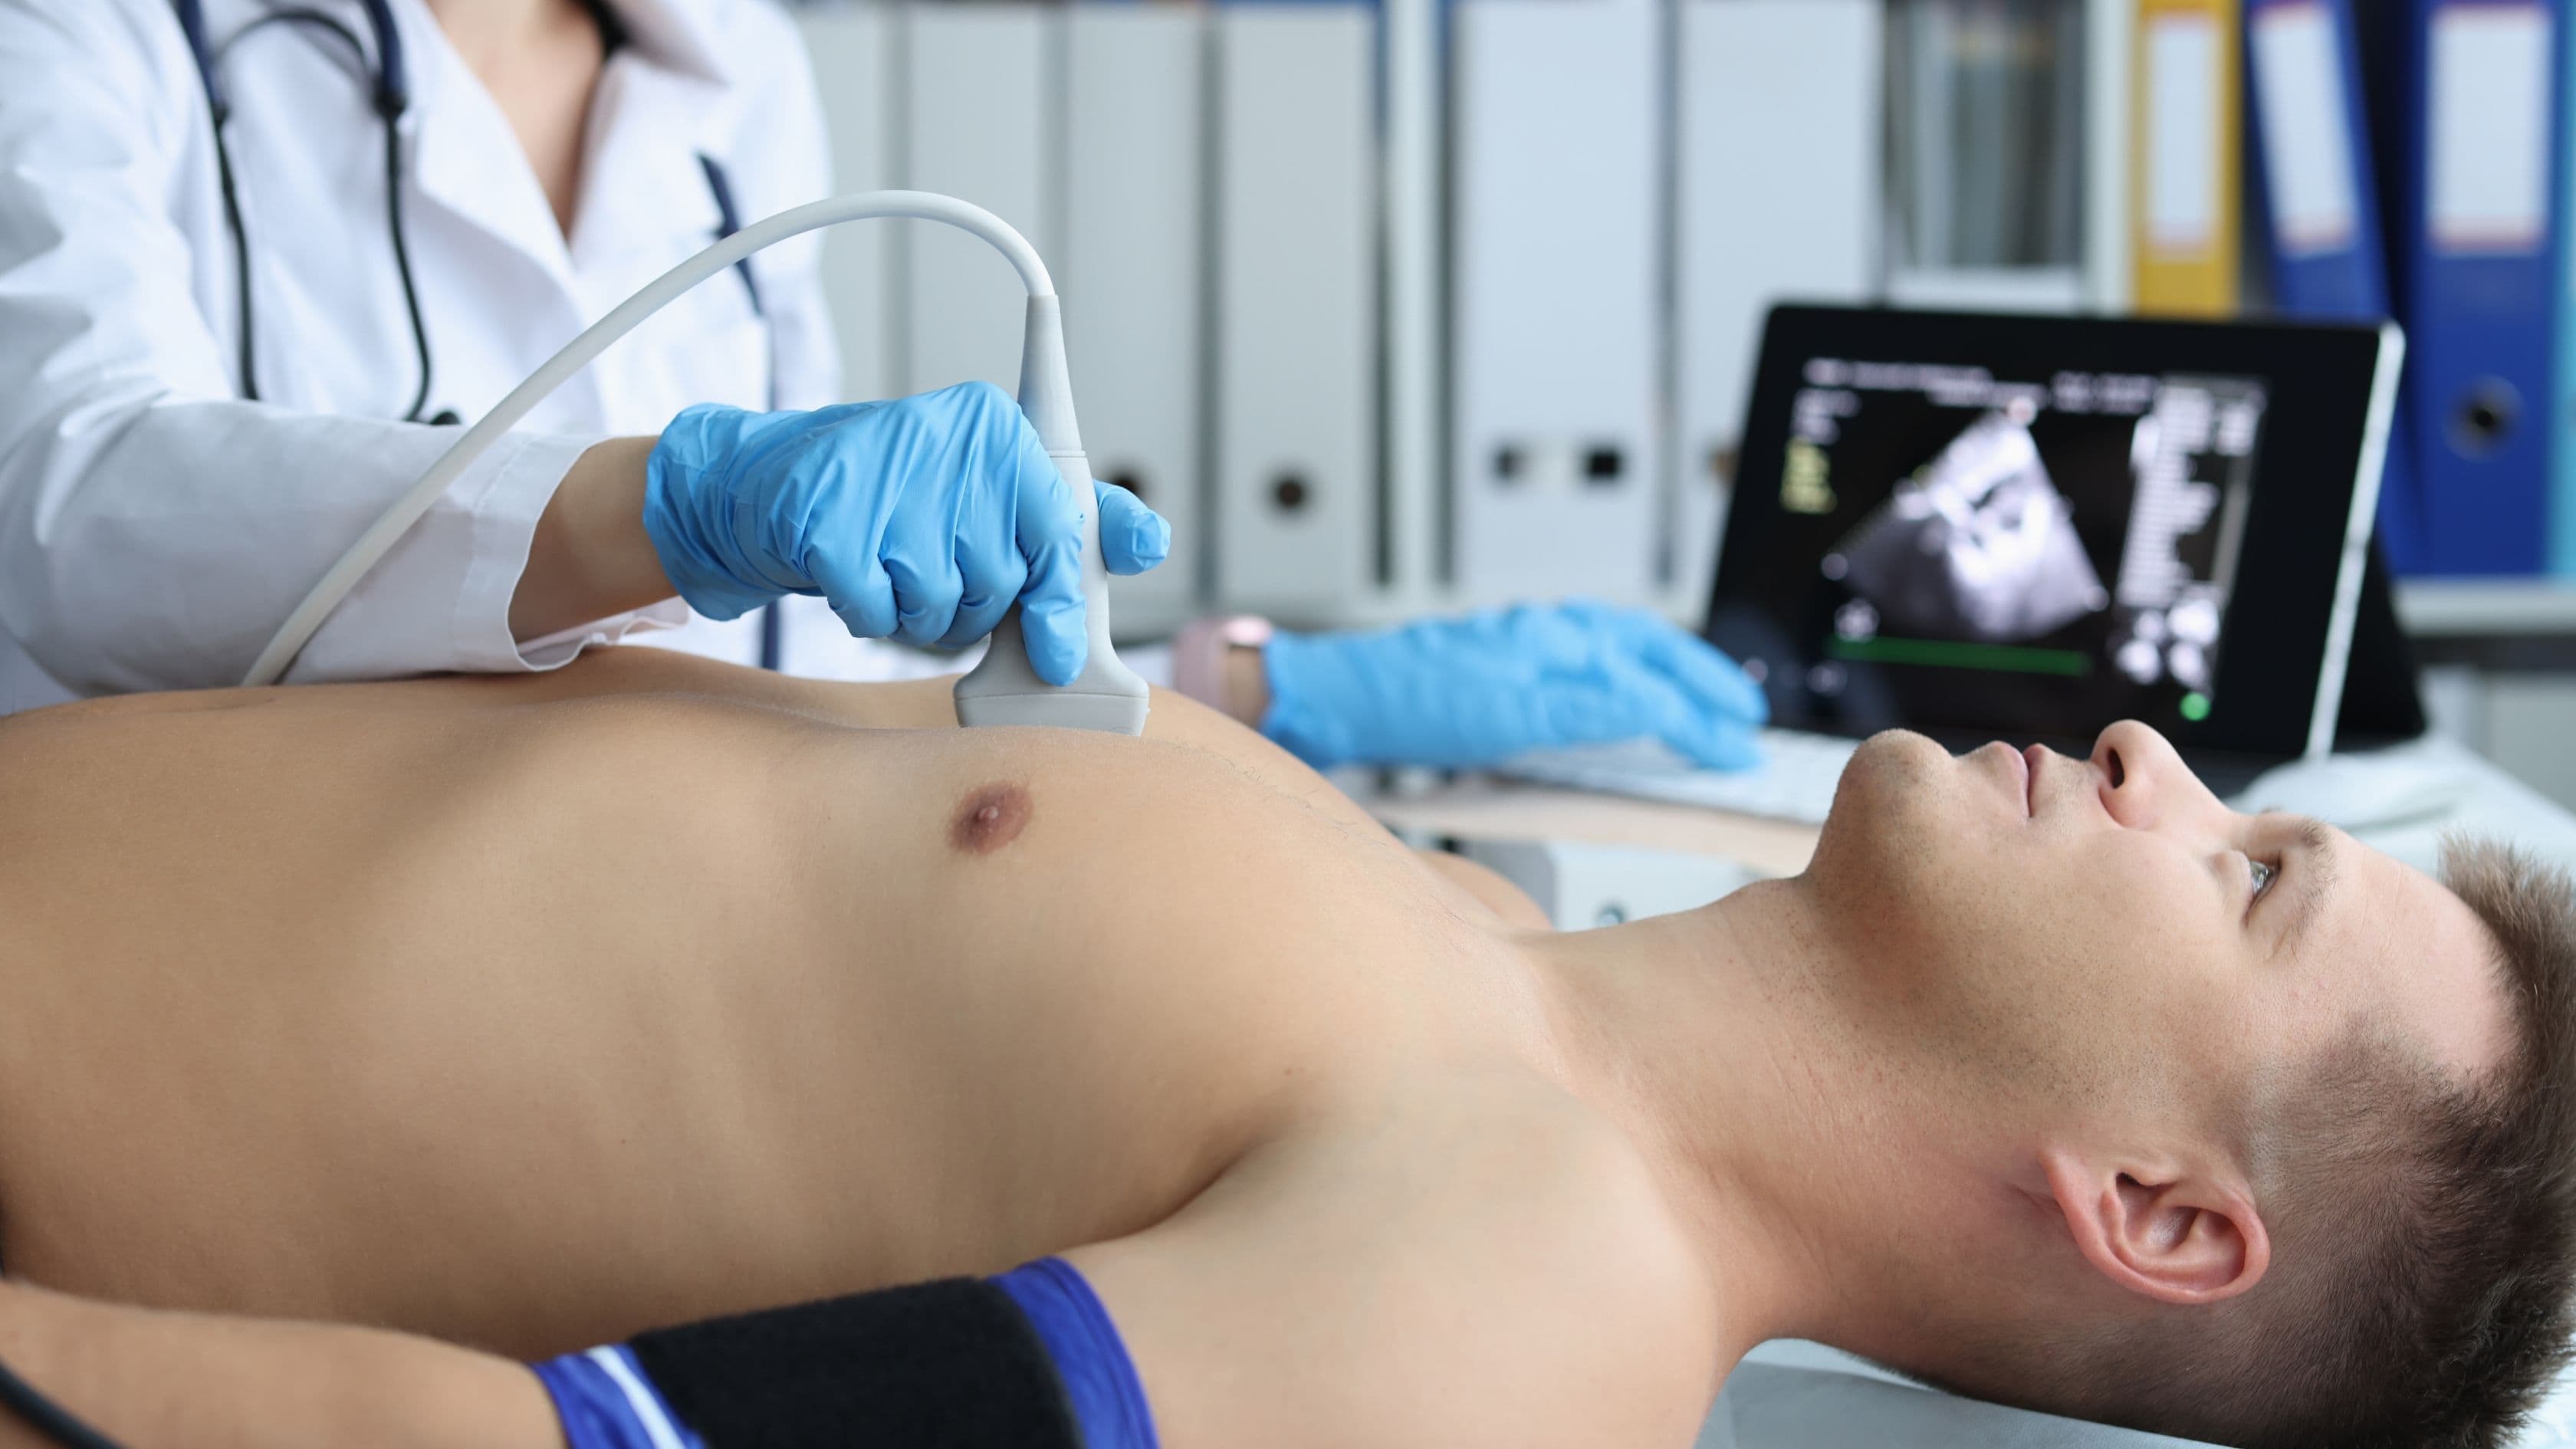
[1703, 1339, 2576, 1448]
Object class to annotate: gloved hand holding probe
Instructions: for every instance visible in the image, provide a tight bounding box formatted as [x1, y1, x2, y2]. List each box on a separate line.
[642, 381, 1170, 685]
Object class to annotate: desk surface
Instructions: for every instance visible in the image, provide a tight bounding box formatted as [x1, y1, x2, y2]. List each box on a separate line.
[2398, 579, 2576, 638]
[1362, 736, 2576, 882]
[1366, 777, 1823, 877]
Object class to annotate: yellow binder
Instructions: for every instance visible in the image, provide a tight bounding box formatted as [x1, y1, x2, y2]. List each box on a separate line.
[2131, 0, 2242, 314]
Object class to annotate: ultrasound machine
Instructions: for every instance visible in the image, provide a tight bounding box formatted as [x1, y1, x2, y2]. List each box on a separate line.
[1506, 304, 2410, 824]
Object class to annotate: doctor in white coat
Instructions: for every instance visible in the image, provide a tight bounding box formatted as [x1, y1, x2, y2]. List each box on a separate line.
[0, 0, 1174, 715]
[0, 0, 1772, 774]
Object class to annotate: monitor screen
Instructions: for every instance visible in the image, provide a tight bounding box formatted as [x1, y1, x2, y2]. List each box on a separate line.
[1709, 308, 2396, 758]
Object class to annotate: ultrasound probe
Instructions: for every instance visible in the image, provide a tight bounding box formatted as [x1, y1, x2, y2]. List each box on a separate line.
[238, 190, 1152, 734]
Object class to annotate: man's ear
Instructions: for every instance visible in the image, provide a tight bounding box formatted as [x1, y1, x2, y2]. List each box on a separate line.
[2037, 1145, 2271, 1305]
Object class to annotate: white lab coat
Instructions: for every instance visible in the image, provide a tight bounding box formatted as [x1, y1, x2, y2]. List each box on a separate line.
[0, 0, 843, 714]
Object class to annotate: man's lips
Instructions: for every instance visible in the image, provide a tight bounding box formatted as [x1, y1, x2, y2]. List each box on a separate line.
[1976, 741, 2034, 817]
[2010, 744, 2034, 816]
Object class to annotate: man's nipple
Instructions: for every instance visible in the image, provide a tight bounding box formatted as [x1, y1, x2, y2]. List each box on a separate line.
[950, 782, 1033, 855]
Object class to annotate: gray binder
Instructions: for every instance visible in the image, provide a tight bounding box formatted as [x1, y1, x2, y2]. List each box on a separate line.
[897, 2, 1055, 396]
[1450, 0, 1661, 605]
[1211, 2, 1378, 616]
[796, 1, 895, 405]
[1063, 5, 1207, 631]
[1673, 0, 1882, 601]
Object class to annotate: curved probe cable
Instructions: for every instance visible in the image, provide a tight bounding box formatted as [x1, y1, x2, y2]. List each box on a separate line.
[242, 190, 1055, 688]
[0, 1352, 126, 1449]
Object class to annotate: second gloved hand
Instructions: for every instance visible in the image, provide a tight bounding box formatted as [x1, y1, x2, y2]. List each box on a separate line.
[642, 381, 1170, 685]
[1259, 600, 1767, 772]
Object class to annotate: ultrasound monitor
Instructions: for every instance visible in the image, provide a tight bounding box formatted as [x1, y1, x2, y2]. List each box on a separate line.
[1708, 307, 2402, 769]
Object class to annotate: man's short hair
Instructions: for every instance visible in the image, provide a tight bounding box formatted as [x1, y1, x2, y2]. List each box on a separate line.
[1939, 839, 2576, 1448]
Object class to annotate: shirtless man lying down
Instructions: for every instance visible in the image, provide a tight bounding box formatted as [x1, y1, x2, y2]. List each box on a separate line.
[0, 649, 2567, 1449]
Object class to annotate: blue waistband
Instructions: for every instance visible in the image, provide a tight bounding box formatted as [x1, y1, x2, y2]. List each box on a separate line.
[534, 1343, 706, 1449]
[990, 1257, 1161, 1449]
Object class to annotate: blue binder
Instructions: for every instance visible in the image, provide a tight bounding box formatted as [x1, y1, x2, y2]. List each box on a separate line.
[2245, 0, 2430, 571]
[2392, 0, 2563, 576]
[2248, 0, 2389, 314]
[2556, 0, 2576, 573]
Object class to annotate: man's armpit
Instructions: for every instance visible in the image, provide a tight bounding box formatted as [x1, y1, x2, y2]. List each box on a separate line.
[1416, 850, 1552, 929]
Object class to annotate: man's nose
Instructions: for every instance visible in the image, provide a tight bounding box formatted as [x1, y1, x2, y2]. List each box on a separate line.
[2089, 719, 2210, 829]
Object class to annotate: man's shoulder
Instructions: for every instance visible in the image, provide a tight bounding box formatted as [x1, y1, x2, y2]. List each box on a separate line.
[1431, 1086, 1726, 1342]
[1086, 1081, 1724, 1448]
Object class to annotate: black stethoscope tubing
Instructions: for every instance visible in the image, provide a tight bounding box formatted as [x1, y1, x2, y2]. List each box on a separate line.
[172, 0, 447, 422]
[166, 0, 767, 429]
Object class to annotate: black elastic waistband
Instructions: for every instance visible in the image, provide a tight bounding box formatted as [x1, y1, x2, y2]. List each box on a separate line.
[629, 1276, 1085, 1449]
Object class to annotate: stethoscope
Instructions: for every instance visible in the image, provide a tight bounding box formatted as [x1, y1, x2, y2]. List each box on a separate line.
[164, 0, 770, 426]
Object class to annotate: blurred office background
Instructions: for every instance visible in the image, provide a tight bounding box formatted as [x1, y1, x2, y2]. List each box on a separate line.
[779, 0, 2576, 805]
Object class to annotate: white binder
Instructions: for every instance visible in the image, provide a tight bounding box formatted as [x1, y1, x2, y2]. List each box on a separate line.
[1449, 0, 1661, 605]
[796, 1, 895, 405]
[896, 2, 1055, 396]
[1211, 2, 1378, 616]
[1672, 0, 1881, 603]
[1063, 5, 1206, 629]
[2085, 0, 2138, 312]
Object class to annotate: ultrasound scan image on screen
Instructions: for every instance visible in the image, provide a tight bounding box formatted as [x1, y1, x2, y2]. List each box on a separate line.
[1718, 356, 2268, 739]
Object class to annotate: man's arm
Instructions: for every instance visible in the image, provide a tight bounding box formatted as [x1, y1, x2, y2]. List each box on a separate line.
[0, 1280, 557, 1448]
[0, 1103, 1700, 1449]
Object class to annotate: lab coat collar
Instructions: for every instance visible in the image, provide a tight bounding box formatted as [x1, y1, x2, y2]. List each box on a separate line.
[398, 0, 733, 291]
[569, 54, 731, 278]
[602, 0, 738, 86]
[391, 0, 736, 83]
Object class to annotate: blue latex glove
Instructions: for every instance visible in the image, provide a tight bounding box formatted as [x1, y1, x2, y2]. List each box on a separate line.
[642, 382, 1171, 685]
[1260, 600, 1767, 771]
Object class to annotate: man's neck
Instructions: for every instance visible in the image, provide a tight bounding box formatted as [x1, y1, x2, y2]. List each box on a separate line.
[1524, 881, 1977, 1366]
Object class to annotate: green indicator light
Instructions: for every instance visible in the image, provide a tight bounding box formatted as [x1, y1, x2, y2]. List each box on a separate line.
[1825, 636, 2093, 677]
[2180, 692, 2211, 722]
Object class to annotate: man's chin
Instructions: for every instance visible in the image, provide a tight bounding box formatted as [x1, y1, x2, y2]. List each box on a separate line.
[1833, 728, 1953, 800]
[1809, 729, 1963, 872]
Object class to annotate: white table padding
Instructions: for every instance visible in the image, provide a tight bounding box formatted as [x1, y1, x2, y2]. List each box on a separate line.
[1697, 1342, 2222, 1448]
[2510, 1357, 2576, 1447]
[1707, 1340, 2576, 1448]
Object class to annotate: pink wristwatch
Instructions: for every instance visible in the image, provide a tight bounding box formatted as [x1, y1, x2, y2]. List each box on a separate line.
[1171, 615, 1275, 718]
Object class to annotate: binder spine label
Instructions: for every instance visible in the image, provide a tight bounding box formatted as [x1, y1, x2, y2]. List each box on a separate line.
[2428, 2, 2556, 254]
[2249, 2, 2361, 254]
